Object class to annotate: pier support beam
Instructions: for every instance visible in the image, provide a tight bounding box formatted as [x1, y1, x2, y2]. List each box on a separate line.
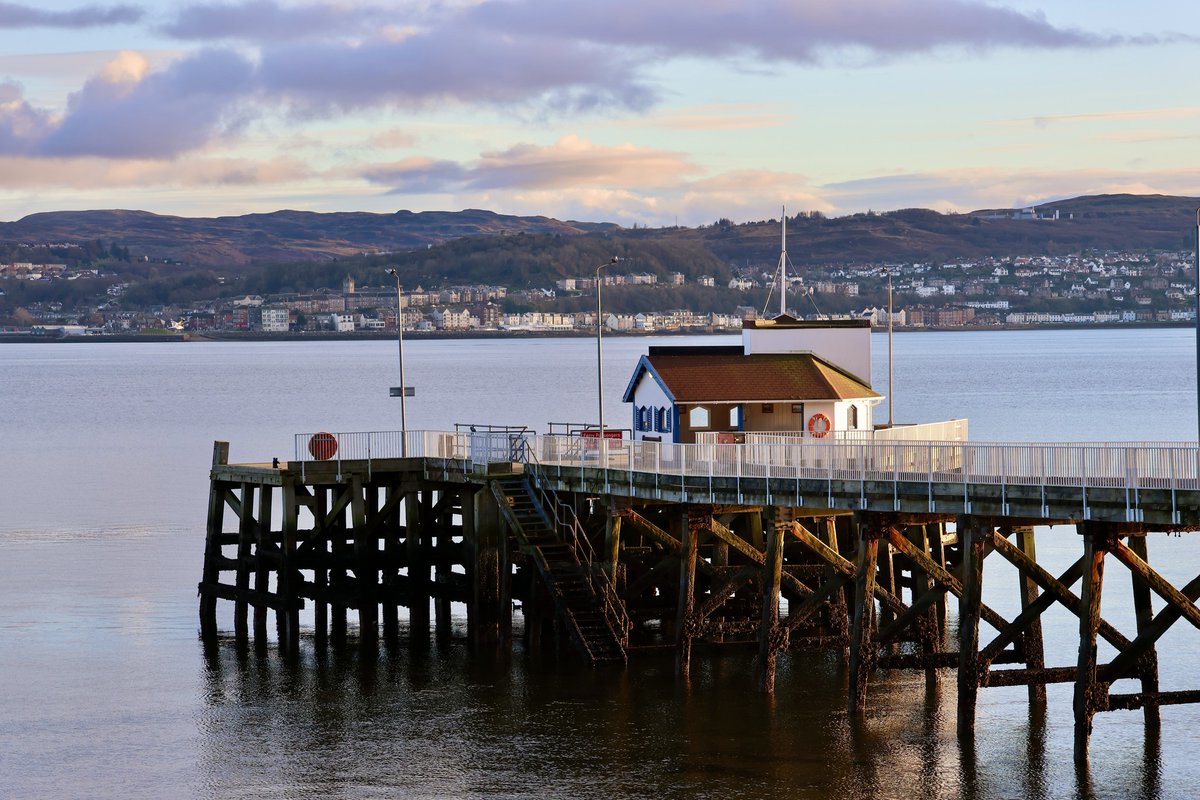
[908, 523, 940, 688]
[313, 486, 329, 646]
[758, 521, 786, 692]
[957, 517, 987, 736]
[351, 476, 378, 646]
[1015, 526, 1046, 704]
[406, 490, 429, 645]
[199, 442, 230, 639]
[848, 517, 879, 716]
[1074, 524, 1113, 763]
[470, 486, 510, 650]
[675, 510, 699, 677]
[382, 485, 402, 642]
[277, 480, 301, 651]
[1127, 534, 1161, 729]
[234, 482, 254, 642]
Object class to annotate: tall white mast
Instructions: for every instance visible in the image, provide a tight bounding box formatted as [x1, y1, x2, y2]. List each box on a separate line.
[779, 205, 787, 318]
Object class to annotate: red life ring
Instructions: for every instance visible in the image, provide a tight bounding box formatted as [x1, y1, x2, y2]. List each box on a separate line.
[308, 431, 338, 460]
[807, 413, 831, 438]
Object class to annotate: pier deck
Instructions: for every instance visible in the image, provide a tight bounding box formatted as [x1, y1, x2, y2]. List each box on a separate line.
[200, 430, 1200, 764]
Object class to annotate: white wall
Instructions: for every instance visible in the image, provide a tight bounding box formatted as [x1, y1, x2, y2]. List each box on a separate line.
[742, 325, 872, 385]
[629, 374, 673, 442]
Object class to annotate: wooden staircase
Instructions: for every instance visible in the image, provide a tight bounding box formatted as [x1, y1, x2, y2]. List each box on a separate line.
[491, 476, 628, 665]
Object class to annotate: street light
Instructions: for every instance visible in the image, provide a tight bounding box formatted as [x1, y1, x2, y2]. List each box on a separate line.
[596, 256, 619, 436]
[1195, 209, 1199, 441]
[887, 268, 894, 428]
[385, 268, 410, 456]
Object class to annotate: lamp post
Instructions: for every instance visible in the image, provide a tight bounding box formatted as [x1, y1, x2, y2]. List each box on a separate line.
[1195, 209, 1199, 441]
[887, 268, 894, 428]
[386, 268, 409, 456]
[596, 256, 619, 436]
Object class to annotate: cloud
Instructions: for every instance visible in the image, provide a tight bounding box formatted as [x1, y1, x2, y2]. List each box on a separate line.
[618, 103, 791, 131]
[255, 30, 653, 115]
[0, 81, 54, 152]
[1022, 106, 1200, 129]
[0, 154, 313, 189]
[467, 0, 1128, 62]
[360, 135, 700, 193]
[0, 2, 142, 28]
[35, 49, 256, 158]
[0, 1, 1181, 166]
[160, 0, 389, 42]
[821, 167, 1200, 214]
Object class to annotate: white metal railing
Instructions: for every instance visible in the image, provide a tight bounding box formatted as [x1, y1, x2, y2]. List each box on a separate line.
[292, 429, 1200, 494]
[694, 418, 969, 445]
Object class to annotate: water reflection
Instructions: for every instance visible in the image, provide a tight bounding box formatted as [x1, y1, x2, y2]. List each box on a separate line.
[193, 637, 1169, 800]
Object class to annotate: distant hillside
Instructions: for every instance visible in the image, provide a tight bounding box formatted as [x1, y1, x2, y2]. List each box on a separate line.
[0, 208, 616, 266]
[668, 194, 1200, 267]
[0, 194, 1196, 274]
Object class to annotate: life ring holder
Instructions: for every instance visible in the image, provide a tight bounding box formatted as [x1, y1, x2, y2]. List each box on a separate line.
[308, 431, 338, 460]
[807, 413, 831, 438]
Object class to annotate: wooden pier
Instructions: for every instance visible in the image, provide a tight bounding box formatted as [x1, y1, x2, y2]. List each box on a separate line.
[199, 430, 1200, 763]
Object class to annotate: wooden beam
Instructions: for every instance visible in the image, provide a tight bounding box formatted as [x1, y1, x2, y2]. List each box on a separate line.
[1105, 572, 1200, 681]
[957, 518, 986, 736]
[694, 565, 758, 622]
[884, 526, 1009, 634]
[1074, 527, 1112, 764]
[676, 511, 699, 677]
[783, 572, 850, 634]
[758, 523, 786, 692]
[706, 518, 815, 604]
[1014, 526, 1046, 704]
[848, 523, 879, 716]
[1109, 537, 1200, 632]
[620, 509, 682, 552]
[786, 521, 906, 616]
[989, 533, 1132, 651]
[981, 558, 1085, 665]
[1126, 534, 1161, 728]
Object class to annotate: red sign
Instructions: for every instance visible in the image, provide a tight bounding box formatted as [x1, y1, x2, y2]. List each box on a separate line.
[581, 429, 623, 440]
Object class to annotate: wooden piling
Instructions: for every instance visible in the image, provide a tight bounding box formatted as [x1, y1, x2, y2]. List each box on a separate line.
[758, 521, 786, 692]
[848, 518, 879, 715]
[406, 491, 429, 644]
[957, 517, 986, 736]
[1015, 526, 1046, 704]
[278, 480, 300, 651]
[1074, 524, 1111, 763]
[676, 510, 699, 677]
[313, 485, 329, 645]
[234, 482, 253, 641]
[1127, 534, 1161, 728]
[253, 483, 273, 642]
[199, 439, 1200, 766]
[470, 485, 509, 649]
[199, 442, 230, 639]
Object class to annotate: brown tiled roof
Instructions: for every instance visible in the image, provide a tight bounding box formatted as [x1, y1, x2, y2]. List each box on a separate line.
[645, 352, 878, 402]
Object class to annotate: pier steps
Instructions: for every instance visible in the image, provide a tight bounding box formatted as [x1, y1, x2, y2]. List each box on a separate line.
[493, 476, 626, 665]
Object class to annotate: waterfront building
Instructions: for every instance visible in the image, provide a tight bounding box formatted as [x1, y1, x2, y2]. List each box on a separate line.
[623, 316, 882, 443]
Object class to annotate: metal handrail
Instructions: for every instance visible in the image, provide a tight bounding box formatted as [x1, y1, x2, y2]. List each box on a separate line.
[521, 441, 632, 643]
[291, 429, 1200, 494]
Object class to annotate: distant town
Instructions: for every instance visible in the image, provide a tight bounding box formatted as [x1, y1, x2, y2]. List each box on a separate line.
[1, 246, 1196, 337]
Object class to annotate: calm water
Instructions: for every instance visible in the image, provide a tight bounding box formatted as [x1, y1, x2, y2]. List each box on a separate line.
[1, 329, 1199, 799]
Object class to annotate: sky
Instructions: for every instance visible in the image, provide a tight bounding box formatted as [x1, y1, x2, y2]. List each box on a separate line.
[0, 0, 1196, 226]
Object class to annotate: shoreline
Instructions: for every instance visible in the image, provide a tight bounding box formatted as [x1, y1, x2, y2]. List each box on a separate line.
[0, 319, 1193, 344]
